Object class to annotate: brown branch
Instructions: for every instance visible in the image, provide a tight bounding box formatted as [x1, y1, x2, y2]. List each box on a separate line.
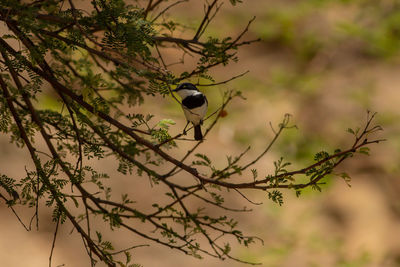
[0, 40, 114, 266]
[151, 0, 188, 22]
[48, 216, 60, 267]
[193, 0, 218, 41]
[196, 70, 249, 87]
[144, 0, 164, 19]
[0, 193, 30, 231]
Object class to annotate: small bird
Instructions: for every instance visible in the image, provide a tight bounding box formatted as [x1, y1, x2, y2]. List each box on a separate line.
[173, 82, 208, 140]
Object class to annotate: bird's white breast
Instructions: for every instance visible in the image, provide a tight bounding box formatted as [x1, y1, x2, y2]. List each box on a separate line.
[183, 104, 207, 125]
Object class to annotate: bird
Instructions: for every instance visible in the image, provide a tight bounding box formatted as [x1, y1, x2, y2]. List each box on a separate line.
[173, 82, 208, 140]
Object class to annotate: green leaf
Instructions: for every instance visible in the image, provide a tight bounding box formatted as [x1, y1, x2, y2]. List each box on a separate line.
[314, 151, 330, 162]
[358, 147, 370, 155]
[0, 174, 18, 199]
[339, 172, 352, 187]
[347, 128, 355, 135]
[194, 153, 211, 166]
[268, 190, 284, 206]
[145, 114, 154, 122]
[157, 119, 176, 129]
[96, 231, 102, 242]
[251, 169, 258, 180]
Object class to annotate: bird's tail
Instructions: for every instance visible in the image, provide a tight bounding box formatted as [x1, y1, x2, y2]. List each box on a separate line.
[194, 125, 203, 140]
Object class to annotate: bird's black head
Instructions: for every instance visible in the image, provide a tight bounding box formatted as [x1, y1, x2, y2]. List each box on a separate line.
[173, 82, 198, 92]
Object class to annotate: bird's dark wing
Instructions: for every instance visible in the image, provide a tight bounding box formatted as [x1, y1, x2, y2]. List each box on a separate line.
[182, 94, 207, 109]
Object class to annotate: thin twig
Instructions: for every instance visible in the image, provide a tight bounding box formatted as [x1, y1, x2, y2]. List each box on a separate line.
[0, 193, 30, 231]
[196, 70, 249, 87]
[49, 216, 60, 267]
[193, 0, 218, 41]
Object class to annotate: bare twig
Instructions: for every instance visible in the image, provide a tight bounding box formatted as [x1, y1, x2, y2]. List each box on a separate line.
[49, 216, 60, 267]
[193, 0, 218, 41]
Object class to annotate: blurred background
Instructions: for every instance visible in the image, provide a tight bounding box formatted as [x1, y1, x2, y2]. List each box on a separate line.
[1, 1, 400, 266]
